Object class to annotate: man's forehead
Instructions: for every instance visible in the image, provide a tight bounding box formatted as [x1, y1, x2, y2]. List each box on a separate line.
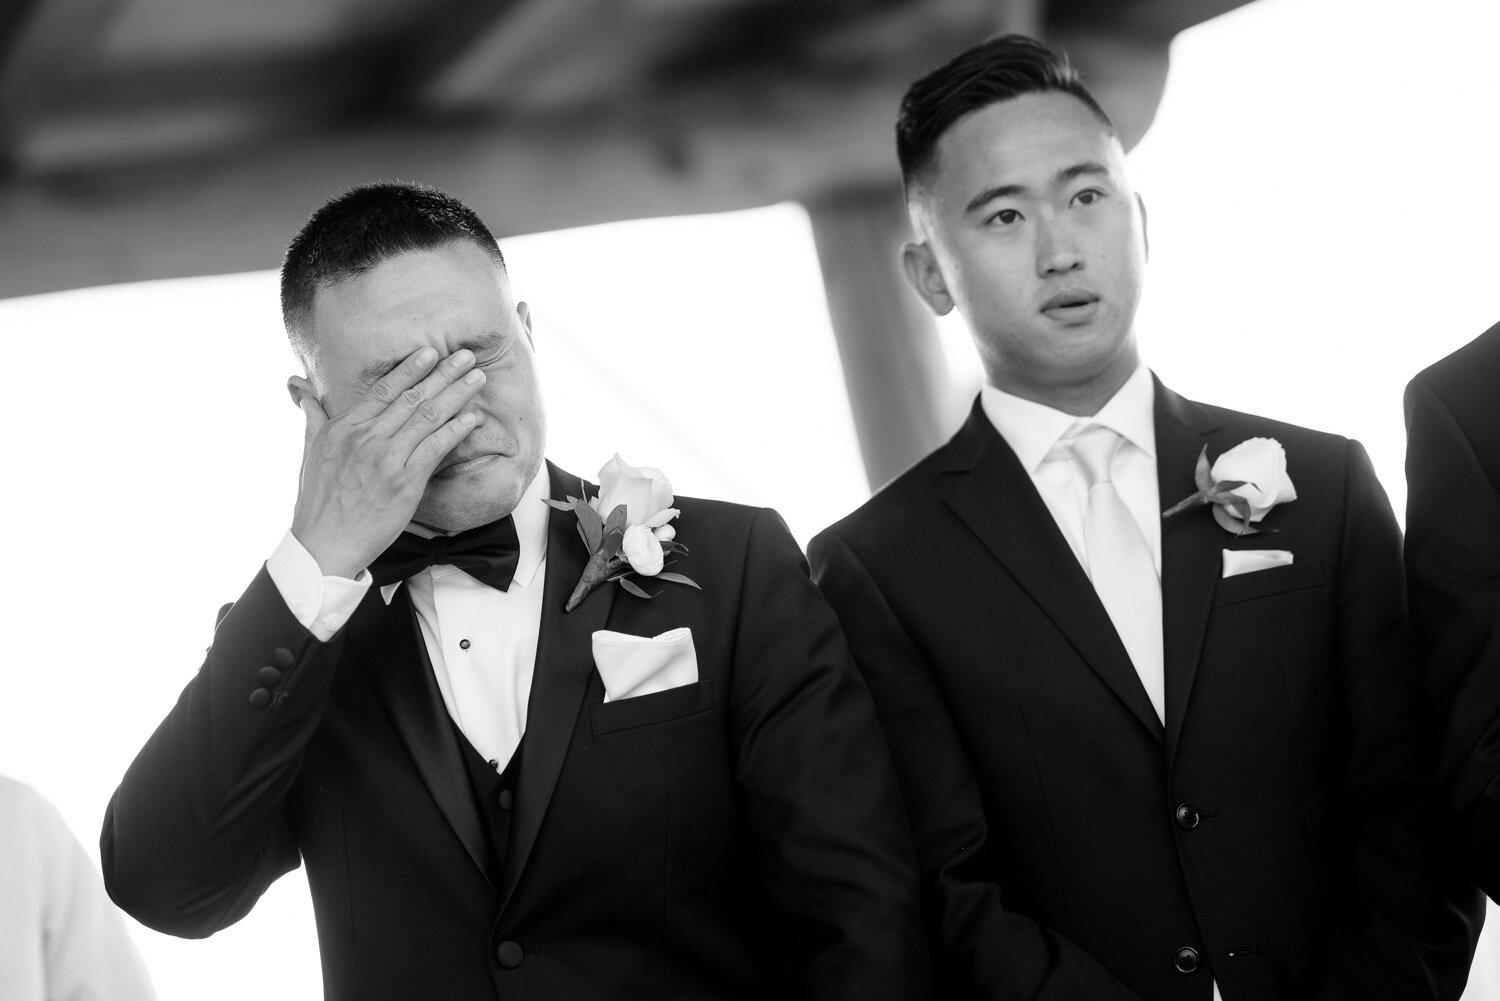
[931, 92, 1121, 186]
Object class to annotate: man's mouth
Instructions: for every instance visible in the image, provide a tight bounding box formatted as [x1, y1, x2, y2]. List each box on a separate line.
[434, 453, 500, 478]
[1040, 289, 1100, 322]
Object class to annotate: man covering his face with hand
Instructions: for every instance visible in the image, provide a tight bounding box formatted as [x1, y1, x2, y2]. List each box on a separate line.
[103, 181, 928, 1001]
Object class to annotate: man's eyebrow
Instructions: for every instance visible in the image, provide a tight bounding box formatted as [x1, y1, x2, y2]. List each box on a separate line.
[354, 330, 507, 387]
[963, 161, 1114, 214]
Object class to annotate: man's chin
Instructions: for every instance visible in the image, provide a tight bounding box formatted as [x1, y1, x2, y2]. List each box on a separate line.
[416, 463, 531, 533]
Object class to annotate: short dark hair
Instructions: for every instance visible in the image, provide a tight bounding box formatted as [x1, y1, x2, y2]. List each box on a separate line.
[281, 181, 506, 349]
[896, 34, 1114, 194]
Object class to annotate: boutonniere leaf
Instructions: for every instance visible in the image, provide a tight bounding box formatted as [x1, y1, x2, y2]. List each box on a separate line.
[545, 454, 701, 611]
[1162, 439, 1298, 537]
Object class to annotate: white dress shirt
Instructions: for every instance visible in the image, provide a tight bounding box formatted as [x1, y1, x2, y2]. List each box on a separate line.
[980, 363, 1161, 576]
[267, 468, 551, 769]
[0, 777, 158, 1001]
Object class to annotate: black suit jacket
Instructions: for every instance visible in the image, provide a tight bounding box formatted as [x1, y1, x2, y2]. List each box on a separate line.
[103, 462, 928, 1000]
[1407, 319, 1500, 901]
[810, 380, 1479, 1001]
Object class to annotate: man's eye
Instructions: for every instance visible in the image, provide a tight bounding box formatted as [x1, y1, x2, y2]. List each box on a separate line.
[988, 208, 1023, 226]
[1072, 188, 1104, 206]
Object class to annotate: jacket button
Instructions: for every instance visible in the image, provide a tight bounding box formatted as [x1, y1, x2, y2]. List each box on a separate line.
[1174, 804, 1200, 830]
[496, 940, 523, 968]
[248, 688, 272, 709]
[272, 647, 295, 669]
[1174, 946, 1200, 973]
[258, 666, 283, 686]
[498, 788, 514, 811]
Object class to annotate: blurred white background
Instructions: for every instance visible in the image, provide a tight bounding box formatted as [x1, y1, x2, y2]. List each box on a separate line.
[2, 0, 1498, 996]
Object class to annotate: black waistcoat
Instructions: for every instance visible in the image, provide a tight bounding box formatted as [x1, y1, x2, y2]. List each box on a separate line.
[453, 726, 525, 878]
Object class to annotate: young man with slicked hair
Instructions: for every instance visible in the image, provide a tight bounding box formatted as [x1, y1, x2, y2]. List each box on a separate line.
[103, 182, 929, 1001]
[809, 35, 1480, 1000]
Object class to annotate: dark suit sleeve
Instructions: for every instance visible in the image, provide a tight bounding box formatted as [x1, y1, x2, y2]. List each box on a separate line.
[101, 567, 338, 936]
[809, 530, 1143, 1001]
[1406, 376, 1500, 898]
[725, 509, 930, 1001]
[1315, 439, 1482, 1000]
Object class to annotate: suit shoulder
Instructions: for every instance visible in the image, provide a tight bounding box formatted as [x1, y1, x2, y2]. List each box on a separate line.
[814, 447, 950, 553]
[672, 495, 800, 550]
[1193, 399, 1354, 457]
[1410, 319, 1500, 399]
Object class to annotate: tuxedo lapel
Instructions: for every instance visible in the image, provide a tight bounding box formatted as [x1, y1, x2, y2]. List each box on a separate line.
[1154, 380, 1224, 759]
[940, 402, 1163, 740]
[498, 461, 616, 913]
[347, 586, 495, 890]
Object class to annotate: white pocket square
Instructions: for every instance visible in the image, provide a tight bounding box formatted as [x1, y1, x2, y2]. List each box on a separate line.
[592, 627, 699, 703]
[1221, 549, 1294, 578]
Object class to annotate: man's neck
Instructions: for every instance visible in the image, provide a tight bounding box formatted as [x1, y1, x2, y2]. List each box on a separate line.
[989, 355, 1140, 417]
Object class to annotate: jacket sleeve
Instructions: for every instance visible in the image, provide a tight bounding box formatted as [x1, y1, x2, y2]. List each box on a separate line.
[1315, 438, 1483, 1000]
[1406, 376, 1500, 897]
[101, 567, 344, 937]
[725, 508, 931, 1001]
[809, 528, 1145, 1001]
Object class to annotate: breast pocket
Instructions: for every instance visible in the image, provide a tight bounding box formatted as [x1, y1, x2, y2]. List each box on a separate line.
[589, 678, 716, 737]
[1211, 558, 1326, 608]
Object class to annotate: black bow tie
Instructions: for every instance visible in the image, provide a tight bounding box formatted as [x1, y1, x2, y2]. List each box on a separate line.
[369, 516, 521, 591]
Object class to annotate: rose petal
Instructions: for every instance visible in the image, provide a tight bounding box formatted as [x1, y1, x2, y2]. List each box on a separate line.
[653, 524, 676, 542]
[597, 454, 629, 491]
[1211, 437, 1296, 516]
[644, 507, 679, 529]
[622, 524, 664, 576]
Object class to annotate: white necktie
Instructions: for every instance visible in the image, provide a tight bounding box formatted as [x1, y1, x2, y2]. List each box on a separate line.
[1068, 425, 1165, 724]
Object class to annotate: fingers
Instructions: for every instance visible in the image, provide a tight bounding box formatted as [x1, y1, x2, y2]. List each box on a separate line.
[407, 410, 484, 480]
[389, 362, 487, 454]
[340, 346, 442, 425]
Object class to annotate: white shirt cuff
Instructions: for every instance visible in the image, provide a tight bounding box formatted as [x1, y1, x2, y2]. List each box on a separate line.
[266, 530, 372, 642]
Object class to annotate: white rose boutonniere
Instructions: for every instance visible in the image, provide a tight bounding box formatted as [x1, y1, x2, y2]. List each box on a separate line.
[545, 454, 700, 611]
[1162, 437, 1298, 536]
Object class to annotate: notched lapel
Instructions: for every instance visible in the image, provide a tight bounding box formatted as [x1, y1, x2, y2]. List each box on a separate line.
[499, 462, 616, 913]
[347, 586, 495, 890]
[1155, 381, 1224, 757]
[940, 403, 1163, 741]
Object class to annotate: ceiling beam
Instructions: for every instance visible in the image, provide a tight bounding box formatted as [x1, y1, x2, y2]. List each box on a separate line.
[0, 0, 128, 158]
[0, 69, 908, 300]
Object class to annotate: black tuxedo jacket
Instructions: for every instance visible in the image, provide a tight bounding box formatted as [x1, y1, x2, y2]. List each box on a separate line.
[103, 462, 928, 1000]
[809, 380, 1479, 1001]
[1407, 320, 1500, 901]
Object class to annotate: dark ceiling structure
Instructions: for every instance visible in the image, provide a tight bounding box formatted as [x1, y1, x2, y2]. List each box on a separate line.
[0, 0, 1253, 482]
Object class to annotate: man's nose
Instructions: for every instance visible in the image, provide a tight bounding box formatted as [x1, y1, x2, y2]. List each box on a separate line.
[1036, 219, 1084, 276]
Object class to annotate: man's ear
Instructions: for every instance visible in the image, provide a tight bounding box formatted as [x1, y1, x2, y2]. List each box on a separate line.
[287, 375, 318, 410]
[901, 240, 956, 316]
[516, 300, 534, 348]
[1136, 192, 1150, 262]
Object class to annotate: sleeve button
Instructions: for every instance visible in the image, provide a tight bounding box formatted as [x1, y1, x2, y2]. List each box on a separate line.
[248, 688, 272, 709]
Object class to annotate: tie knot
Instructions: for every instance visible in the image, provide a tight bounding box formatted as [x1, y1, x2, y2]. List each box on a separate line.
[1067, 425, 1122, 486]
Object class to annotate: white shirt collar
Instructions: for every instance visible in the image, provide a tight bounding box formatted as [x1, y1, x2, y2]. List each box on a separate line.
[379, 465, 552, 604]
[980, 363, 1157, 473]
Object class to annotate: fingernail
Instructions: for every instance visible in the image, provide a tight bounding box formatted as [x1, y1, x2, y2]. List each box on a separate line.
[460, 412, 478, 425]
[464, 370, 485, 384]
[415, 347, 437, 365]
[451, 349, 474, 367]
